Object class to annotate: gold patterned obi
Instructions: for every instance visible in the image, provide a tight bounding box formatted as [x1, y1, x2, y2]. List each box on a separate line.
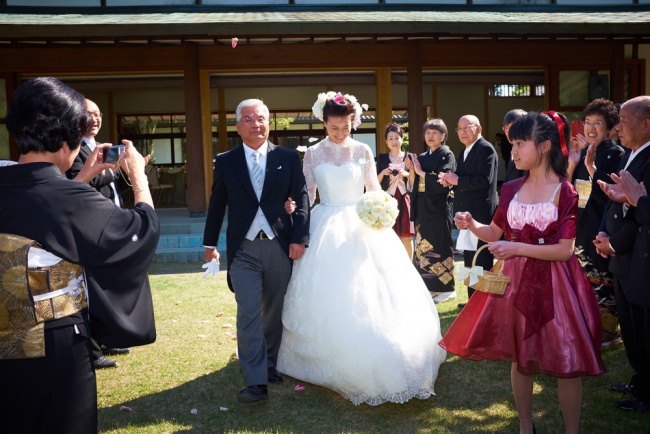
[0, 234, 87, 360]
[418, 171, 437, 193]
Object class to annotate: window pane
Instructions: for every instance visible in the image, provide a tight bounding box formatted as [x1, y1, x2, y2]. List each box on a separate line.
[559, 71, 589, 107]
[0, 125, 9, 160]
[0, 79, 6, 117]
[152, 139, 172, 165]
[173, 138, 185, 164]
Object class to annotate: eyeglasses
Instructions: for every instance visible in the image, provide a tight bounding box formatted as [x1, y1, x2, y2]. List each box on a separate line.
[583, 121, 604, 128]
[455, 125, 477, 133]
[241, 115, 268, 124]
[88, 112, 102, 119]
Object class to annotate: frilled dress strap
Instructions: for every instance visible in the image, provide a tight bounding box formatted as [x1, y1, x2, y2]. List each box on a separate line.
[510, 222, 560, 339]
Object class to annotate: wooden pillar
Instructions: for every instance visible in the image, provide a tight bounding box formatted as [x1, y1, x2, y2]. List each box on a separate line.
[375, 67, 392, 154]
[547, 65, 558, 110]
[610, 43, 625, 103]
[430, 84, 438, 119]
[218, 87, 228, 153]
[407, 41, 425, 155]
[184, 43, 209, 216]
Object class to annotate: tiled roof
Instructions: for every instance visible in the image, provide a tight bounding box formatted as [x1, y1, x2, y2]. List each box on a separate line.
[0, 9, 649, 39]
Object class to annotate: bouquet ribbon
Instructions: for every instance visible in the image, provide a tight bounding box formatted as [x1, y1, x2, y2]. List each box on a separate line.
[510, 223, 559, 339]
[456, 265, 484, 287]
[387, 163, 407, 195]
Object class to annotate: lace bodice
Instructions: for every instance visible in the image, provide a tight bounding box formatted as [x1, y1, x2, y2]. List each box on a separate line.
[303, 137, 381, 205]
[507, 183, 562, 231]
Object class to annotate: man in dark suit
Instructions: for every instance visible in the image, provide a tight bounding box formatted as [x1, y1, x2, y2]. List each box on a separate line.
[66, 98, 131, 369]
[66, 99, 123, 206]
[503, 109, 528, 183]
[597, 95, 650, 413]
[439, 114, 498, 306]
[203, 99, 310, 403]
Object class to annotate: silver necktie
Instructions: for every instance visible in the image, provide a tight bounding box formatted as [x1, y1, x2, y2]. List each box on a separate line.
[251, 151, 263, 189]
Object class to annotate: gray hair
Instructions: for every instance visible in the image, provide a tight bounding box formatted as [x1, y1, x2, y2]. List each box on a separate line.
[235, 99, 270, 123]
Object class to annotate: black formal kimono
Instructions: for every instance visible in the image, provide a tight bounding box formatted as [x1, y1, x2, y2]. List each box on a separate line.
[571, 140, 626, 275]
[0, 162, 159, 434]
[410, 146, 457, 294]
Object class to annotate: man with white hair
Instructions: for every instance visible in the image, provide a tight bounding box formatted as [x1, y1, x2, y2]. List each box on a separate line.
[439, 114, 499, 307]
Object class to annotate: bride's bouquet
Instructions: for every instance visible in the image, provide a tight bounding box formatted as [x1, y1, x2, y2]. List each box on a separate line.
[356, 190, 399, 230]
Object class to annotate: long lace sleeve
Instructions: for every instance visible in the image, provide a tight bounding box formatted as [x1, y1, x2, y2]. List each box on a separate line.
[303, 147, 318, 206]
[362, 145, 381, 192]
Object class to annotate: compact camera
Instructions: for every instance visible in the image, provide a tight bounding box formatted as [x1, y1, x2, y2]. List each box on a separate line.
[102, 144, 126, 163]
[391, 169, 399, 176]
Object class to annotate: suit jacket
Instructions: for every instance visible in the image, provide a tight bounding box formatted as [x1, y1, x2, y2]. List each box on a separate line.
[504, 158, 526, 184]
[66, 142, 122, 202]
[452, 137, 499, 225]
[203, 142, 310, 290]
[627, 154, 650, 307]
[600, 145, 650, 279]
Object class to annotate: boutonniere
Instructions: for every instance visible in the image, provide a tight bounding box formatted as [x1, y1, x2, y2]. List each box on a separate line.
[358, 158, 367, 165]
[277, 166, 282, 170]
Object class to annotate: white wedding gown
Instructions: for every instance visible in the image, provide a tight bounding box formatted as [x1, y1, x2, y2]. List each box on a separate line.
[277, 137, 447, 406]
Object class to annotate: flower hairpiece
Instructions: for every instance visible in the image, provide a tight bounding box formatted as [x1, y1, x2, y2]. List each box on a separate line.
[312, 91, 368, 130]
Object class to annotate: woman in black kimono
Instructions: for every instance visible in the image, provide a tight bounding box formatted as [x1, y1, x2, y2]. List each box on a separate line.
[410, 119, 457, 302]
[566, 98, 626, 347]
[0, 77, 159, 434]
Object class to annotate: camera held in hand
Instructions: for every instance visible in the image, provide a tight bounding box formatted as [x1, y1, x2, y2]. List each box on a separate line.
[102, 144, 126, 163]
[391, 169, 399, 176]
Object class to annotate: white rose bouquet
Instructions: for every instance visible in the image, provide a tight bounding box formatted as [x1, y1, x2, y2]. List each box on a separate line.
[356, 190, 399, 230]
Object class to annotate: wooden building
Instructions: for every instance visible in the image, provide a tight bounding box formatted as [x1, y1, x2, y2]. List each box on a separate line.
[0, 1, 649, 215]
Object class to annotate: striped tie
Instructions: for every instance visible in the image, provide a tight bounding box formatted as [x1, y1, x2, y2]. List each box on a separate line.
[251, 151, 263, 190]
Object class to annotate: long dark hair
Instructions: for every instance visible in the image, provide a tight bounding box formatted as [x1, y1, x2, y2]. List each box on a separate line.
[6, 77, 87, 155]
[508, 111, 569, 178]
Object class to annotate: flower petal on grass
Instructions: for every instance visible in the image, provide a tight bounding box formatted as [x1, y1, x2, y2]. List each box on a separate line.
[294, 384, 306, 392]
[120, 406, 133, 413]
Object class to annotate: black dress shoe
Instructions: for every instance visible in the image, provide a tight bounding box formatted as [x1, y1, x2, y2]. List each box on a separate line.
[614, 397, 648, 412]
[610, 383, 633, 394]
[102, 347, 131, 355]
[268, 368, 283, 384]
[238, 385, 269, 403]
[94, 356, 119, 369]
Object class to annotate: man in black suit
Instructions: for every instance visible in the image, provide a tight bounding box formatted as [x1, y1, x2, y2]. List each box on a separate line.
[66, 98, 131, 368]
[439, 114, 498, 306]
[597, 95, 650, 413]
[203, 99, 310, 403]
[66, 99, 123, 206]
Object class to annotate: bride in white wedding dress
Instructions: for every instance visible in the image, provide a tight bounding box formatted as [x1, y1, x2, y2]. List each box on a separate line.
[277, 92, 446, 406]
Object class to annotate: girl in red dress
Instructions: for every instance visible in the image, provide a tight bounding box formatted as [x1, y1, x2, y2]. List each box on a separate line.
[440, 111, 605, 434]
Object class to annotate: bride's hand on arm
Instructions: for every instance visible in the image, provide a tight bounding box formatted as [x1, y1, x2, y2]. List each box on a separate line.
[284, 197, 296, 214]
[289, 243, 305, 260]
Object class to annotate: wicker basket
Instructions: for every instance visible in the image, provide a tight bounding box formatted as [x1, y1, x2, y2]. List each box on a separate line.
[463, 244, 511, 295]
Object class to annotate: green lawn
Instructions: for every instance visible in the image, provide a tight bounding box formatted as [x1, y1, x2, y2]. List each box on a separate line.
[96, 262, 650, 433]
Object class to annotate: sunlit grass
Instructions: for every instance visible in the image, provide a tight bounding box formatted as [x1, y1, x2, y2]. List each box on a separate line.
[95, 262, 650, 433]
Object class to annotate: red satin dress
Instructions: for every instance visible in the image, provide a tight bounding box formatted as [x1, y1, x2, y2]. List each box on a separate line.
[440, 177, 605, 378]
